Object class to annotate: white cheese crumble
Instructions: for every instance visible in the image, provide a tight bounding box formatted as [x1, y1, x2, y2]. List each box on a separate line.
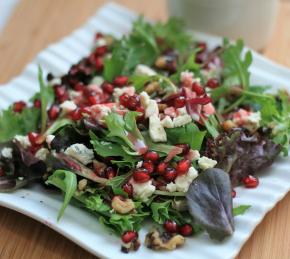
[136, 161, 143, 168]
[149, 115, 167, 142]
[132, 179, 156, 201]
[140, 91, 150, 108]
[60, 100, 77, 113]
[161, 115, 174, 128]
[14, 135, 31, 148]
[135, 64, 157, 76]
[145, 100, 159, 118]
[90, 76, 104, 85]
[1, 147, 13, 159]
[166, 167, 198, 193]
[173, 114, 192, 127]
[49, 78, 61, 85]
[95, 38, 107, 47]
[69, 90, 82, 99]
[244, 111, 261, 132]
[198, 156, 217, 170]
[191, 150, 201, 161]
[176, 107, 188, 116]
[64, 144, 94, 165]
[35, 148, 49, 161]
[46, 135, 55, 148]
[180, 70, 194, 84]
[113, 86, 135, 102]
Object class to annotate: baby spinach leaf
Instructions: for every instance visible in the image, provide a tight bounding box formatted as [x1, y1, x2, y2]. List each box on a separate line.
[186, 168, 234, 241]
[46, 169, 77, 221]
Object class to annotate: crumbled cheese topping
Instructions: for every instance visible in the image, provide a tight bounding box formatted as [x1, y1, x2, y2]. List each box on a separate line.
[149, 115, 167, 142]
[35, 148, 49, 161]
[173, 114, 192, 127]
[1, 147, 13, 159]
[60, 100, 77, 113]
[131, 179, 156, 201]
[161, 116, 174, 128]
[135, 64, 157, 76]
[14, 135, 31, 148]
[140, 91, 150, 108]
[198, 156, 217, 170]
[145, 100, 159, 118]
[64, 143, 94, 165]
[180, 70, 194, 87]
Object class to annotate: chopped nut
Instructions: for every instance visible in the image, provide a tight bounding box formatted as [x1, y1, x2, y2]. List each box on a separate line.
[78, 179, 88, 191]
[158, 103, 168, 112]
[111, 196, 135, 214]
[145, 81, 161, 94]
[222, 120, 237, 131]
[145, 229, 185, 250]
[155, 56, 167, 69]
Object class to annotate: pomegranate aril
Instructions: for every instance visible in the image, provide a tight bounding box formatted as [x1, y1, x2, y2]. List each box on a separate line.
[48, 105, 60, 120]
[127, 95, 140, 111]
[242, 175, 259, 188]
[133, 168, 150, 183]
[121, 231, 138, 243]
[156, 162, 168, 175]
[174, 96, 186, 108]
[188, 96, 212, 105]
[69, 109, 83, 121]
[206, 78, 219, 89]
[95, 46, 107, 56]
[95, 32, 103, 40]
[80, 106, 91, 116]
[143, 151, 159, 162]
[197, 42, 207, 53]
[175, 144, 190, 155]
[88, 95, 99, 105]
[113, 76, 128, 87]
[74, 83, 85, 92]
[123, 183, 133, 197]
[164, 220, 178, 233]
[95, 57, 104, 71]
[13, 101, 26, 113]
[176, 159, 191, 175]
[119, 93, 129, 107]
[232, 189, 236, 198]
[105, 167, 117, 179]
[179, 224, 193, 236]
[191, 82, 205, 95]
[136, 106, 145, 122]
[102, 82, 114, 94]
[54, 85, 66, 98]
[142, 160, 155, 174]
[33, 99, 41, 108]
[28, 132, 41, 146]
[163, 167, 177, 182]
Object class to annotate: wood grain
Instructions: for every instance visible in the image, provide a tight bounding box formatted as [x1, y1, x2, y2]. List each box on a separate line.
[0, 0, 290, 258]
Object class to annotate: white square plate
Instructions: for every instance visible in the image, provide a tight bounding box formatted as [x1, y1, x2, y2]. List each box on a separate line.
[1, 3, 290, 259]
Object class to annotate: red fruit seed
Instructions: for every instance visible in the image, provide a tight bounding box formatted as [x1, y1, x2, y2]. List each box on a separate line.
[105, 167, 116, 179]
[123, 183, 133, 197]
[13, 101, 26, 113]
[176, 159, 191, 176]
[48, 105, 60, 120]
[191, 82, 205, 95]
[163, 167, 177, 182]
[95, 46, 107, 56]
[133, 168, 150, 183]
[164, 220, 178, 233]
[174, 96, 186, 108]
[127, 95, 140, 111]
[156, 162, 168, 175]
[119, 93, 130, 107]
[179, 224, 193, 236]
[95, 57, 104, 71]
[242, 175, 259, 188]
[28, 132, 41, 146]
[69, 109, 83, 121]
[113, 76, 128, 87]
[33, 99, 41, 108]
[142, 160, 155, 174]
[143, 151, 159, 162]
[74, 83, 85, 92]
[102, 82, 114, 94]
[121, 231, 138, 244]
[206, 78, 219, 89]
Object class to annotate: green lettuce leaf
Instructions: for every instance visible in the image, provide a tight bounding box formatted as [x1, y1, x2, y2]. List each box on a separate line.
[233, 205, 251, 216]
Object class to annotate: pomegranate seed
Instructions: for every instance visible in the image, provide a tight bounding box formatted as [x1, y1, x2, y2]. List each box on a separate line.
[175, 144, 190, 155]
[0, 167, 4, 177]
[48, 105, 60, 120]
[113, 76, 128, 87]
[163, 167, 177, 182]
[174, 96, 186, 108]
[119, 93, 130, 107]
[142, 160, 155, 174]
[54, 85, 66, 98]
[88, 95, 99, 105]
[136, 106, 145, 122]
[164, 220, 178, 233]
[133, 168, 150, 183]
[206, 78, 219, 89]
[102, 82, 114, 94]
[143, 151, 159, 162]
[176, 159, 191, 176]
[28, 132, 41, 146]
[80, 106, 91, 116]
[232, 189, 236, 198]
[95, 57, 104, 71]
[127, 95, 140, 111]
[197, 42, 207, 53]
[191, 82, 205, 95]
[123, 183, 133, 197]
[33, 99, 41, 108]
[156, 162, 168, 175]
[74, 83, 85, 92]
[95, 46, 107, 56]
[69, 109, 82, 121]
[121, 231, 138, 243]
[242, 175, 259, 188]
[95, 32, 103, 40]
[179, 224, 193, 236]
[188, 96, 212, 105]
[13, 101, 26, 113]
[105, 167, 116, 179]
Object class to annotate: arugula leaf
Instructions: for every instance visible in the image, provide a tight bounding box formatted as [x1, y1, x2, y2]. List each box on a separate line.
[106, 172, 131, 196]
[46, 170, 77, 221]
[38, 66, 55, 133]
[165, 123, 206, 150]
[150, 200, 171, 224]
[0, 107, 40, 142]
[203, 115, 220, 138]
[233, 205, 251, 216]
[82, 194, 111, 214]
[129, 74, 151, 93]
[124, 111, 144, 140]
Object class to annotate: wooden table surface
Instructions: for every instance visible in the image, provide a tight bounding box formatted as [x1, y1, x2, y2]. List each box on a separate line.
[0, 0, 290, 258]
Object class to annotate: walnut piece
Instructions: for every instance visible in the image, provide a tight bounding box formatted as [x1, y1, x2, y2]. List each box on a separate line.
[111, 196, 135, 214]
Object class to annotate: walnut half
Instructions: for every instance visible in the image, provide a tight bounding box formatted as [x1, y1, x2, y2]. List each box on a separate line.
[145, 229, 185, 250]
[111, 196, 135, 214]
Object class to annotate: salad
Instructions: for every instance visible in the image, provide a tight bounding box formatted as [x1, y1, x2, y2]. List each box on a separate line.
[0, 17, 289, 253]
